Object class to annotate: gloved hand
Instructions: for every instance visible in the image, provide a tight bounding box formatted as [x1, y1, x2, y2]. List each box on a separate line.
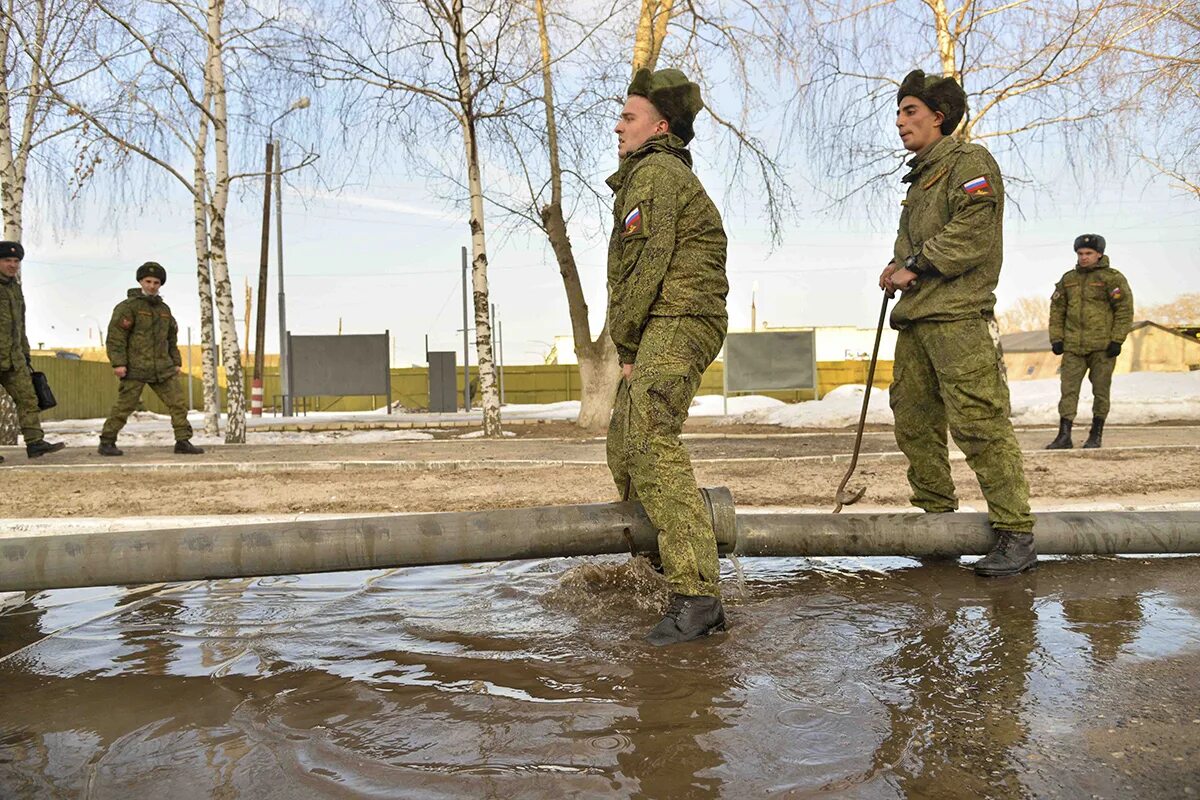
[1051, 341, 1064, 356]
[1106, 341, 1122, 358]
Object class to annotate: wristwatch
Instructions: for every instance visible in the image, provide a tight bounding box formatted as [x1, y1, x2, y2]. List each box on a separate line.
[904, 254, 921, 273]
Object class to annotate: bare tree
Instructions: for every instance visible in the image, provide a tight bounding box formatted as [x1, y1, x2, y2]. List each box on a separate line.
[1140, 292, 1200, 325]
[0, 0, 108, 443]
[995, 295, 1050, 333]
[493, 0, 801, 429]
[46, 0, 315, 443]
[307, 0, 541, 437]
[801, 0, 1175, 207]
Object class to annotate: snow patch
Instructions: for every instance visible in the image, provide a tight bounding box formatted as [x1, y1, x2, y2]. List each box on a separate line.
[733, 370, 1200, 429]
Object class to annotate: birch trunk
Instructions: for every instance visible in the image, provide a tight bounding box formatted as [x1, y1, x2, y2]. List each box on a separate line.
[206, 0, 245, 443]
[631, 0, 674, 72]
[453, 0, 500, 436]
[192, 95, 220, 435]
[534, 0, 619, 431]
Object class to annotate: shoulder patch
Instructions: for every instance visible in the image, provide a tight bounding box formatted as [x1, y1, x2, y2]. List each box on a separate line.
[1110, 286, 1123, 300]
[119, 317, 133, 330]
[623, 205, 644, 237]
[962, 175, 993, 197]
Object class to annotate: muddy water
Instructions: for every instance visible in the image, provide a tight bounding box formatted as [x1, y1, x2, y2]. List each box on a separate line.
[2, 556, 1200, 799]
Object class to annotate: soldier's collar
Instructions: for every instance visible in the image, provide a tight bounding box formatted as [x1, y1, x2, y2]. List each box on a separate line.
[901, 136, 958, 183]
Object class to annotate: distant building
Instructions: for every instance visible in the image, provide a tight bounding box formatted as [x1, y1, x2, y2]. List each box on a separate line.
[1001, 321, 1200, 381]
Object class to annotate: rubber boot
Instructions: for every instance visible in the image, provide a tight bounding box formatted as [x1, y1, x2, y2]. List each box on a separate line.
[1045, 417, 1073, 450]
[974, 531, 1038, 577]
[1082, 416, 1105, 449]
[646, 594, 726, 646]
[98, 439, 124, 457]
[26, 439, 66, 458]
[174, 439, 205, 455]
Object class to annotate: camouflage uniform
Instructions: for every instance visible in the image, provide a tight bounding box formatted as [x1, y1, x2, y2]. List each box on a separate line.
[0, 272, 47, 443]
[102, 288, 192, 442]
[890, 135, 1034, 535]
[605, 132, 729, 598]
[1049, 256, 1132, 421]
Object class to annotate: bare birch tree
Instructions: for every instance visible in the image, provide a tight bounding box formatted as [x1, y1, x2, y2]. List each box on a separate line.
[45, 0, 314, 443]
[307, 0, 539, 437]
[0, 0, 108, 443]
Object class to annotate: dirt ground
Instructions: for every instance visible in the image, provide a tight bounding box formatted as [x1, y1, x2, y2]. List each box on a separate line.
[3, 423, 1200, 518]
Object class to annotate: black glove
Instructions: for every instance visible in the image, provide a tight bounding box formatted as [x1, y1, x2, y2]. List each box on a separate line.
[1106, 341, 1122, 358]
[1051, 341, 1064, 356]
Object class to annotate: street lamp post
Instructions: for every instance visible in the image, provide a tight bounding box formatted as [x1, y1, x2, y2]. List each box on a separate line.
[252, 96, 309, 417]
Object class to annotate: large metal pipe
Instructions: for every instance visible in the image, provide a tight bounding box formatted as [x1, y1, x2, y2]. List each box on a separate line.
[2, 496, 1199, 593]
[734, 510, 1200, 558]
[0, 490, 736, 593]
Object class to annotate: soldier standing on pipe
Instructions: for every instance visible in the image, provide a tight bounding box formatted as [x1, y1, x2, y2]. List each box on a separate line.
[1045, 234, 1133, 450]
[98, 262, 204, 456]
[606, 68, 730, 645]
[0, 241, 66, 461]
[879, 70, 1037, 577]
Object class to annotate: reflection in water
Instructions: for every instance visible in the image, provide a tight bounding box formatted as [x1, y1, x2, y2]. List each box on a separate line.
[1, 557, 1199, 798]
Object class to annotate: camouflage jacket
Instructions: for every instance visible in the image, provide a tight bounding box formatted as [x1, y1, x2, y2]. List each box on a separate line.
[605, 133, 729, 364]
[107, 288, 182, 383]
[0, 273, 31, 372]
[891, 136, 1005, 329]
[1048, 256, 1133, 355]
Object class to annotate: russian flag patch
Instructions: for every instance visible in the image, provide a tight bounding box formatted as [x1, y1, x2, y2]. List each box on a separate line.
[962, 175, 992, 197]
[623, 205, 643, 236]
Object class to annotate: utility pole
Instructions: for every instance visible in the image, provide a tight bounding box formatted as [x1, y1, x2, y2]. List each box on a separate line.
[498, 318, 506, 405]
[461, 246, 469, 412]
[252, 140, 274, 417]
[243, 279, 252, 367]
[275, 144, 290, 417]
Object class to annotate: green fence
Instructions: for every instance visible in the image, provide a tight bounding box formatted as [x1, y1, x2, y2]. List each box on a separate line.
[26, 356, 894, 420]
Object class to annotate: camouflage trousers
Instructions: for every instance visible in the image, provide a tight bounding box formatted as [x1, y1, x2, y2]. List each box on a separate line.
[890, 317, 1034, 534]
[101, 376, 193, 442]
[1058, 350, 1115, 421]
[607, 315, 726, 597]
[0, 365, 45, 443]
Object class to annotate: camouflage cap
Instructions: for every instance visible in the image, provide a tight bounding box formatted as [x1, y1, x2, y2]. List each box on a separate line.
[136, 261, 167, 284]
[628, 68, 703, 145]
[0, 240, 25, 260]
[1073, 233, 1106, 254]
[897, 70, 967, 135]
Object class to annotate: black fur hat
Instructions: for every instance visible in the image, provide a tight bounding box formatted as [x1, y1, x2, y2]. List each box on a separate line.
[897, 70, 967, 135]
[1073, 234, 1106, 253]
[0, 241, 25, 260]
[628, 68, 703, 145]
[136, 261, 167, 284]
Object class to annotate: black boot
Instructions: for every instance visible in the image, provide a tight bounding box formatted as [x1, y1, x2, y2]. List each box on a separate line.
[1082, 416, 1105, 449]
[1045, 417, 1073, 449]
[646, 594, 726, 646]
[974, 531, 1038, 577]
[174, 439, 205, 455]
[26, 439, 66, 458]
[98, 439, 124, 457]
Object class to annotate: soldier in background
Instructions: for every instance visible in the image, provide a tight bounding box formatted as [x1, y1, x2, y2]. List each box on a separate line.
[0, 240, 66, 461]
[99, 262, 204, 456]
[880, 70, 1036, 577]
[605, 67, 730, 645]
[1045, 234, 1133, 450]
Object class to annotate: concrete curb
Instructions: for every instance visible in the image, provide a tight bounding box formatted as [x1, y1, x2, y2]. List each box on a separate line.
[3, 443, 1200, 475]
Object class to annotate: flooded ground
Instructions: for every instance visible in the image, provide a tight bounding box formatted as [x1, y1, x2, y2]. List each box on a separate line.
[2, 555, 1199, 798]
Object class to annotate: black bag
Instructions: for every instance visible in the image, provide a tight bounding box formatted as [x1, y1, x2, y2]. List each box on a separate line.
[30, 371, 57, 411]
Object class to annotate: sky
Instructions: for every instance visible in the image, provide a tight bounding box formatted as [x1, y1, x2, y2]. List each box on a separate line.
[17, 128, 1200, 368]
